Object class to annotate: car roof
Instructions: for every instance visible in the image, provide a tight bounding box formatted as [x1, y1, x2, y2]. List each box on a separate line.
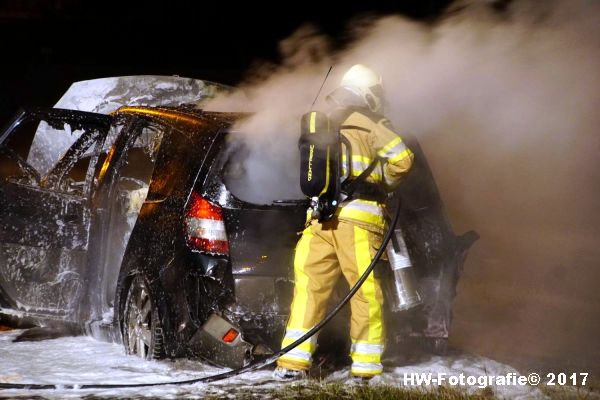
[112, 105, 247, 134]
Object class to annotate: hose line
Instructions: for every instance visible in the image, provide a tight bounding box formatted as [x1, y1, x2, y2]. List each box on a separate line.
[0, 204, 401, 390]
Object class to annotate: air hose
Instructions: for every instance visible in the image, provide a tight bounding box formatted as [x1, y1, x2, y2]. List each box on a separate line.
[0, 203, 401, 391]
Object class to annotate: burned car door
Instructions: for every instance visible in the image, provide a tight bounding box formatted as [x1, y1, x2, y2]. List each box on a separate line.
[77, 115, 167, 336]
[0, 108, 110, 320]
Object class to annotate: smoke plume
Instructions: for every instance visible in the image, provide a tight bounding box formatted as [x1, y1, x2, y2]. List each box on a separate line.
[206, 0, 600, 372]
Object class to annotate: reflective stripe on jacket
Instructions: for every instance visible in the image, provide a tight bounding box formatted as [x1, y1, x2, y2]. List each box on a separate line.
[336, 110, 414, 229]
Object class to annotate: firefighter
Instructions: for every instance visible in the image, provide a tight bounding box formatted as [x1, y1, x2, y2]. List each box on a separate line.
[274, 64, 414, 381]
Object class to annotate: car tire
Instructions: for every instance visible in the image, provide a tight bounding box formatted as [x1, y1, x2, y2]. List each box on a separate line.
[123, 275, 165, 360]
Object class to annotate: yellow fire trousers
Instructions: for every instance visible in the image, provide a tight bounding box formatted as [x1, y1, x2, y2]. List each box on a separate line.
[277, 218, 385, 377]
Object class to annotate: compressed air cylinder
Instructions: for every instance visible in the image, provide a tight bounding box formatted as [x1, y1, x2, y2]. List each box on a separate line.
[386, 231, 422, 312]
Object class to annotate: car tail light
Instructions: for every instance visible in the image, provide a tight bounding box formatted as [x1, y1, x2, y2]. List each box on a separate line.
[185, 192, 229, 255]
[222, 328, 239, 343]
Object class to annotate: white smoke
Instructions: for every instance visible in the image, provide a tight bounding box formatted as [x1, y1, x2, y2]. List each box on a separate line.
[206, 0, 600, 369]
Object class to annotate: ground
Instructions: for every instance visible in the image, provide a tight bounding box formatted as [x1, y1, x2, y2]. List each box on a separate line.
[3, 328, 592, 400]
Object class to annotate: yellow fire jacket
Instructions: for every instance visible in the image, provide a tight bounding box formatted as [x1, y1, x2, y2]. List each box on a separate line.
[335, 110, 414, 232]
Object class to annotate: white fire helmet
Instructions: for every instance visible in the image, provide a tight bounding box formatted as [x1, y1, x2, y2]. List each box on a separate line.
[329, 64, 384, 113]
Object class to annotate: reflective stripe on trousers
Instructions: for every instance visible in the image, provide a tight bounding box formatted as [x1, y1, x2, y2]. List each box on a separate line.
[277, 219, 385, 376]
[350, 341, 384, 376]
[278, 328, 318, 368]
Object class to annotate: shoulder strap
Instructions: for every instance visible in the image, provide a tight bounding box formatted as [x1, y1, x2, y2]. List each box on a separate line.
[330, 107, 388, 197]
[342, 156, 387, 197]
[339, 124, 370, 133]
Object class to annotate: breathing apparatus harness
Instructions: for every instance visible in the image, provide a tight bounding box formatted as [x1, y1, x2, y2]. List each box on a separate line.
[299, 108, 387, 222]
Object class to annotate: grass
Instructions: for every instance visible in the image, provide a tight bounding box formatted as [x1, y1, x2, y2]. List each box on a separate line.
[203, 383, 497, 400]
[538, 376, 600, 400]
[200, 380, 600, 400]
[272, 383, 496, 400]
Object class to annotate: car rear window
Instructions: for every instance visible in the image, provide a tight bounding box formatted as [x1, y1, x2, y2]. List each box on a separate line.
[220, 136, 303, 205]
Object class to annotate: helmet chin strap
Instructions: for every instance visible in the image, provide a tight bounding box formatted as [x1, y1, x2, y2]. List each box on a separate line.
[365, 93, 380, 113]
[363, 83, 384, 113]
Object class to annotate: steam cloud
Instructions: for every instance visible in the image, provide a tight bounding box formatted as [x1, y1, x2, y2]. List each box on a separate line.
[206, 0, 600, 371]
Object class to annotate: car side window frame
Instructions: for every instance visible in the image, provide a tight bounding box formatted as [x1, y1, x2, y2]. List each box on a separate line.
[41, 126, 106, 197]
[0, 109, 112, 196]
[0, 110, 41, 185]
[94, 115, 165, 199]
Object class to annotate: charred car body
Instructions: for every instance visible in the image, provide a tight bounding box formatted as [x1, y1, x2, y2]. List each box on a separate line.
[0, 78, 477, 368]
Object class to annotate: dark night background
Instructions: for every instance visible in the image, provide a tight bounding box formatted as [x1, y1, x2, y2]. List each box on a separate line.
[0, 0, 455, 122]
[4, 0, 598, 379]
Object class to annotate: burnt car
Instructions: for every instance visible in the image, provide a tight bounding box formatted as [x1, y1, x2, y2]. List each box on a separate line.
[0, 88, 477, 368]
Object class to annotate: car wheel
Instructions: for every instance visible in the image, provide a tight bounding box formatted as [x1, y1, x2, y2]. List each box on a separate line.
[123, 275, 165, 360]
